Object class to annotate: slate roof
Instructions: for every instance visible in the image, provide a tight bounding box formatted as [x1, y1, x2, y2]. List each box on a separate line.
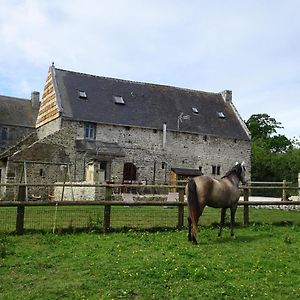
[0, 95, 38, 128]
[53, 68, 250, 141]
[171, 168, 203, 177]
[75, 140, 125, 157]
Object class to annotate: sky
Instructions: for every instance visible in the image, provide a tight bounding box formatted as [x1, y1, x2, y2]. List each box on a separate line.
[0, 0, 299, 139]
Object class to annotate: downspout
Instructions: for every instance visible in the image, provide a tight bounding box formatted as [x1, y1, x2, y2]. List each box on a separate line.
[162, 122, 167, 149]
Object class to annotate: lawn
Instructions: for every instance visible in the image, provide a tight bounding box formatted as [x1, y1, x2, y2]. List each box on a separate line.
[0, 215, 299, 299]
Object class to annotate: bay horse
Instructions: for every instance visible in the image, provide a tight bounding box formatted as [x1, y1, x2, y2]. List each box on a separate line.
[186, 162, 246, 245]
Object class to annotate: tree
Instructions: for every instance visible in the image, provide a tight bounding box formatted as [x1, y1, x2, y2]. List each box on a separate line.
[246, 114, 300, 196]
[246, 113, 283, 140]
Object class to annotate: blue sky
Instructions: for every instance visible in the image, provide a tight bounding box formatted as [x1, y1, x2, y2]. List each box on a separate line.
[0, 0, 299, 138]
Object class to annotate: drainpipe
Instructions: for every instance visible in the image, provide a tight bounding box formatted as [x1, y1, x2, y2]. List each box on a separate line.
[162, 122, 167, 149]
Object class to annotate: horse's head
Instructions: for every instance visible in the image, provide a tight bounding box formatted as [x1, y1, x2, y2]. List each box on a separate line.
[234, 161, 247, 184]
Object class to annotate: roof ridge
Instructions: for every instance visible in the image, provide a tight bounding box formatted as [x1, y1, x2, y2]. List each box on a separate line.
[54, 67, 220, 96]
[0, 94, 29, 101]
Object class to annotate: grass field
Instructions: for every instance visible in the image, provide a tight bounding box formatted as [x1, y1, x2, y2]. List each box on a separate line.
[0, 208, 299, 299]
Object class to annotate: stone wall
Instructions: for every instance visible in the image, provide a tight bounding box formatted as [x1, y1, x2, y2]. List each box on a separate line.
[64, 120, 251, 184]
[3, 126, 77, 200]
[1, 118, 251, 200]
[54, 182, 105, 201]
[36, 117, 62, 140]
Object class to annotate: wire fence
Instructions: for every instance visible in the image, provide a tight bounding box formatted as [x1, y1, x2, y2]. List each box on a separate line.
[0, 182, 299, 234]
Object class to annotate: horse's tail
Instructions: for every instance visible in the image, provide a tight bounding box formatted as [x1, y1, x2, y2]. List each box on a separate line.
[187, 178, 199, 242]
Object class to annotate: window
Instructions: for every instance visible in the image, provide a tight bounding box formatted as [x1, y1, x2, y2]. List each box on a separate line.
[212, 165, 221, 175]
[84, 122, 96, 139]
[217, 112, 226, 119]
[39, 168, 45, 177]
[78, 90, 87, 99]
[192, 107, 199, 114]
[123, 162, 137, 182]
[1, 127, 8, 141]
[212, 165, 216, 175]
[113, 95, 125, 105]
[100, 161, 108, 181]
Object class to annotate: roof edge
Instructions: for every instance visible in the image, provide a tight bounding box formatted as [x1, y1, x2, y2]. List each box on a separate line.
[54, 67, 221, 96]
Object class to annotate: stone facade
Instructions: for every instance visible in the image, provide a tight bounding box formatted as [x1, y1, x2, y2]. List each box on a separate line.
[1, 126, 75, 200]
[0, 117, 251, 200]
[64, 119, 251, 185]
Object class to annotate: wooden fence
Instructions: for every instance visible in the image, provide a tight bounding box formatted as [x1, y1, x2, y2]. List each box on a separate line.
[0, 182, 299, 234]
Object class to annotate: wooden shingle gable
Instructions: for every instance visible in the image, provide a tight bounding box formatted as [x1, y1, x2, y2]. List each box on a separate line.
[36, 67, 61, 128]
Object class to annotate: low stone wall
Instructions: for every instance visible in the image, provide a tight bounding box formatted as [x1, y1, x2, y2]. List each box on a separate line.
[54, 182, 105, 201]
[248, 196, 300, 211]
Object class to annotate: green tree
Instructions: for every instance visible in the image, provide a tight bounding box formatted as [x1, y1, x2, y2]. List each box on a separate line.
[246, 113, 283, 140]
[246, 114, 300, 196]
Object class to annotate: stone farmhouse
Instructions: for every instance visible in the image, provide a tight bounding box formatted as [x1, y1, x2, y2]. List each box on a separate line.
[0, 64, 251, 200]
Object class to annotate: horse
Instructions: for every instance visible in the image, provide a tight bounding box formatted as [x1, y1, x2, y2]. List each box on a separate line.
[186, 162, 246, 245]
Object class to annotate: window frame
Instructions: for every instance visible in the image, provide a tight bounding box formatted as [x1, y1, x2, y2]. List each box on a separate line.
[84, 122, 96, 139]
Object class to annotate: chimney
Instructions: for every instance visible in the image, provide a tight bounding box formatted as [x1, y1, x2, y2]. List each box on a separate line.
[221, 90, 232, 102]
[162, 122, 167, 149]
[31, 91, 40, 109]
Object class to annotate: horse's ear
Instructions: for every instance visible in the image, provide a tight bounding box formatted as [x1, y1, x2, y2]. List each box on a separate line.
[241, 161, 245, 166]
[235, 162, 239, 165]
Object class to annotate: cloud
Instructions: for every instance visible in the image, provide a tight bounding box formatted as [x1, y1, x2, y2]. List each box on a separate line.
[0, 0, 299, 138]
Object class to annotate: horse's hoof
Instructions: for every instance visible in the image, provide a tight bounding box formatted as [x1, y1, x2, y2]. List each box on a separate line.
[191, 239, 198, 245]
[231, 234, 236, 239]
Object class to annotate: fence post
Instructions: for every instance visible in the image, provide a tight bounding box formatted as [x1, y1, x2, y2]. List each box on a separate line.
[282, 180, 287, 201]
[243, 187, 249, 226]
[104, 185, 112, 233]
[177, 188, 185, 229]
[298, 173, 300, 198]
[16, 185, 26, 234]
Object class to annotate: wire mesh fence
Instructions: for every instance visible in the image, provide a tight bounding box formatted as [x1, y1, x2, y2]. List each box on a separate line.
[0, 204, 299, 235]
[0, 182, 299, 234]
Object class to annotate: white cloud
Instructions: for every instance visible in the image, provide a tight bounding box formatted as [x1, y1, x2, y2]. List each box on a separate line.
[0, 0, 299, 138]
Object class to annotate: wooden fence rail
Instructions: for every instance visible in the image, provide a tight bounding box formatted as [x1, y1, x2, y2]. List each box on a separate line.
[0, 183, 299, 234]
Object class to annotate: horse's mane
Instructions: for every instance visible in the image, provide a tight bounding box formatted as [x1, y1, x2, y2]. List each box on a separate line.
[221, 164, 243, 180]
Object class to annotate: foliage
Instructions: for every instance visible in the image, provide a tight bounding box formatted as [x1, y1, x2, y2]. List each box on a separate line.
[246, 114, 300, 195]
[246, 113, 283, 140]
[0, 213, 299, 300]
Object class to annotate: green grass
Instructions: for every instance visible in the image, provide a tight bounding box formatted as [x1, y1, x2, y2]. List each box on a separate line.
[0, 223, 299, 299]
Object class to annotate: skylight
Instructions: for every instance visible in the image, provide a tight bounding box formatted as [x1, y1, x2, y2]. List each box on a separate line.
[78, 90, 87, 99]
[113, 95, 125, 105]
[192, 107, 199, 114]
[217, 111, 226, 119]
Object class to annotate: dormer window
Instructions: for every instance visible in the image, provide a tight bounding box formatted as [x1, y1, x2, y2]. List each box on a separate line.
[217, 112, 226, 119]
[78, 90, 87, 99]
[192, 107, 199, 114]
[113, 95, 125, 105]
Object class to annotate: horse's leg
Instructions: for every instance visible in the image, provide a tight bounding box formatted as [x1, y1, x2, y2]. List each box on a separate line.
[190, 204, 205, 245]
[188, 217, 192, 241]
[230, 205, 238, 237]
[218, 208, 227, 237]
